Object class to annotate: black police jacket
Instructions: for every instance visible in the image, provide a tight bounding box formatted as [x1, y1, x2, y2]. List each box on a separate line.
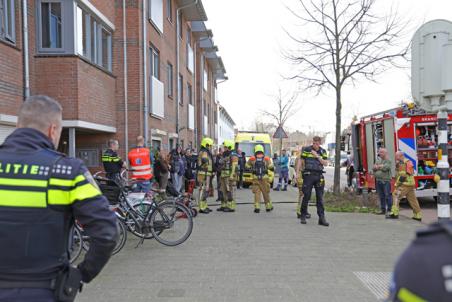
[0, 128, 118, 283]
[389, 221, 452, 302]
[102, 149, 123, 175]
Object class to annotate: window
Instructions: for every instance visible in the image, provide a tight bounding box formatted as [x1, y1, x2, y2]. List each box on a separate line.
[178, 74, 183, 104]
[0, 0, 15, 42]
[177, 14, 182, 39]
[149, 0, 163, 33]
[167, 62, 173, 97]
[76, 6, 112, 71]
[166, 0, 172, 22]
[203, 68, 208, 91]
[150, 46, 160, 79]
[187, 83, 192, 105]
[41, 1, 62, 49]
[76, 6, 88, 57]
[186, 28, 191, 45]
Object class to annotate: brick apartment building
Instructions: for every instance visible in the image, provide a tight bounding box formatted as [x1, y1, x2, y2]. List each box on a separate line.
[0, 0, 226, 169]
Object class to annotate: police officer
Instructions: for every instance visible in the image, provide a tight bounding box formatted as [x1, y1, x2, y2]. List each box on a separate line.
[387, 151, 422, 221]
[128, 136, 153, 193]
[388, 221, 452, 301]
[246, 145, 274, 213]
[219, 140, 239, 213]
[197, 137, 214, 214]
[0, 95, 118, 301]
[300, 136, 329, 226]
[102, 139, 126, 181]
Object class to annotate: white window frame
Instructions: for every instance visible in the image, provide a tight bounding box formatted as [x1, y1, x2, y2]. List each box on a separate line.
[150, 46, 160, 79]
[0, 0, 15, 43]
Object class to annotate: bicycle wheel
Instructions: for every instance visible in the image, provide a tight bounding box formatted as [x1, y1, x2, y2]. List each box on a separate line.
[112, 219, 127, 255]
[125, 201, 156, 239]
[69, 225, 83, 264]
[150, 201, 193, 246]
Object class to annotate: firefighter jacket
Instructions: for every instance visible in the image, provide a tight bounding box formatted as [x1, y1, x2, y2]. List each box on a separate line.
[197, 147, 213, 176]
[102, 148, 123, 175]
[246, 154, 273, 180]
[301, 146, 327, 173]
[128, 146, 153, 180]
[220, 150, 238, 179]
[0, 128, 118, 283]
[395, 158, 415, 187]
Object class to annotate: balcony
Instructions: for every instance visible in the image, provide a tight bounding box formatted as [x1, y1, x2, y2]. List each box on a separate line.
[151, 76, 165, 118]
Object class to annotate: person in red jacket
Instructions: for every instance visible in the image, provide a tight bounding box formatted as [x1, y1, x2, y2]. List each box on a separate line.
[128, 136, 153, 193]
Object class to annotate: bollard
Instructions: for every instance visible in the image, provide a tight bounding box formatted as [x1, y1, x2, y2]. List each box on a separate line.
[437, 110, 450, 222]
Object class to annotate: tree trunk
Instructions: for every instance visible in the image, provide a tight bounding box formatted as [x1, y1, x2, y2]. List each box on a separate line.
[333, 86, 342, 194]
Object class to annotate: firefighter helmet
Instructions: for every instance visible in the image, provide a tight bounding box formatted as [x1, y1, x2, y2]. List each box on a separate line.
[201, 137, 213, 148]
[223, 140, 234, 150]
[254, 144, 264, 154]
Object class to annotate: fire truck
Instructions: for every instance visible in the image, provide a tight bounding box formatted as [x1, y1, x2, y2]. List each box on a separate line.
[349, 104, 452, 197]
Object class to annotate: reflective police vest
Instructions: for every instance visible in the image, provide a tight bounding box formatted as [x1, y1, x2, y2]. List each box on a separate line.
[302, 146, 326, 173]
[128, 147, 152, 180]
[102, 149, 122, 174]
[0, 148, 101, 280]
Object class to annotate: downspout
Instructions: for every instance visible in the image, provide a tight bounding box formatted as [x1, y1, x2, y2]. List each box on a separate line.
[193, 42, 197, 148]
[176, 0, 198, 145]
[123, 0, 129, 153]
[22, 0, 30, 99]
[143, 0, 149, 145]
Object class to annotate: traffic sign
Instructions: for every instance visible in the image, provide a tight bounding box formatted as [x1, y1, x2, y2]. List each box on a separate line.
[273, 126, 288, 139]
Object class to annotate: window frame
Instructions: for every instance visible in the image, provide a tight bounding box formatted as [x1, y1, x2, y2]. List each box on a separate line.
[38, 0, 65, 52]
[150, 45, 160, 79]
[187, 82, 192, 105]
[167, 62, 173, 98]
[178, 74, 183, 105]
[0, 0, 15, 43]
[166, 0, 172, 23]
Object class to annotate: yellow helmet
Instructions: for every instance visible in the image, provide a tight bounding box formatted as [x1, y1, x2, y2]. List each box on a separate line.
[254, 144, 264, 154]
[223, 140, 235, 150]
[201, 137, 213, 149]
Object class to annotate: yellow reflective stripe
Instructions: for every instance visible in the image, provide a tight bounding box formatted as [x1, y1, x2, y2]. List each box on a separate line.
[0, 190, 46, 207]
[397, 288, 427, 302]
[70, 183, 101, 202]
[0, 178, 47, 187]
[49, 175, 85, 187]
[48, 183, 101, 205]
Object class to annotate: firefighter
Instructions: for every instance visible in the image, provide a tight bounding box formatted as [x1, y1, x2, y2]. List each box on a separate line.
[388, 221, 452, 301]
[300, 136, 329, 226]
[246, 144, 274, 213]
[128, 136, 153, 193]
[219, 140, 239, 212]
[387, 151, 422, 221]
[197, 137, 214, 214]
[102, 139, 127, 181]
[294, 154, 311, 219]
[0, 96, 117, 301]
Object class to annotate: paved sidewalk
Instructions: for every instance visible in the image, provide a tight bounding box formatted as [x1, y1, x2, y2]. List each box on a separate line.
[77, 188, 423, 302]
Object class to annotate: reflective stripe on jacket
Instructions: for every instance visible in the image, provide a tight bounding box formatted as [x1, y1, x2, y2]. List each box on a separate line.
[128, 147, 152, 180]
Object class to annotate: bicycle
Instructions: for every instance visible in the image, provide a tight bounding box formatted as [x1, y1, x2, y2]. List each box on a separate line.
[95, 174, 194, 247]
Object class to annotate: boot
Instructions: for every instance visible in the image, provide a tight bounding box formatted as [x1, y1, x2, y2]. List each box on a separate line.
[254, 208, 260, 213]
[318, 216, 329, 227]
[199, 209, 210, 214]
[386, 213, 399, 219]
[223, 207, 235, 213]
[300, 215, 307, 224]
[216, 207, 225, 212]
[266, 207, 274, 212]
[306, 213, 311, 219]
[412, 212, 422, 222]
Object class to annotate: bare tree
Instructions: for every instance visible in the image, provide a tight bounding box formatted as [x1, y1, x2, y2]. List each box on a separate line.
[285, 0, 408, 194]
[261, 89, 301, 154]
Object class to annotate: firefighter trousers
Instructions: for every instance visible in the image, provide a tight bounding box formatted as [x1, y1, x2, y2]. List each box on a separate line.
[220, 177, 236, 210]
[391, 185, 421, 216]
[296, 175, 304, 215]
[252, 179, 272, 209]
[301, 173, 325, 217]
[197, 174, 211, 210]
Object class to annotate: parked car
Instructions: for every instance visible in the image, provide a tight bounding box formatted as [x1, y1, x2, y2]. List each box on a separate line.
[329, 151, 348, 167]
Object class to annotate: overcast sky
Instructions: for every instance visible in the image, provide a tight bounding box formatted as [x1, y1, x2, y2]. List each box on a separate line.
[202, 0, 452, 134]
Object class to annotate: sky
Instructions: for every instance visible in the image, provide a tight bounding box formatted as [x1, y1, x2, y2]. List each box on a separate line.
[202, 0, 452, 136]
